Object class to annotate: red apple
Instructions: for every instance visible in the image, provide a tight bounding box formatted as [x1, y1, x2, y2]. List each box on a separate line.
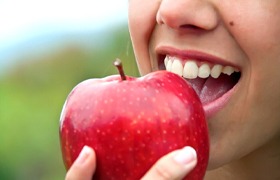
[59, 59, 209, 180]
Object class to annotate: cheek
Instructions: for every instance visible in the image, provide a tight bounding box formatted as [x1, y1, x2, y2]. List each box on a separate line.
[128, 0, 160, 75]
[221, 2, 280, 59]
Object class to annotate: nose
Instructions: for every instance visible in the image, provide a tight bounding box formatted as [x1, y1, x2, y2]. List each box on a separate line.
[156, 0, 218, 31]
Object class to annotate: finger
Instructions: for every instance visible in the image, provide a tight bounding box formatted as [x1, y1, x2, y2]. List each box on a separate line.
[142, 146, 197, 180]
[65, 146, 96, 180]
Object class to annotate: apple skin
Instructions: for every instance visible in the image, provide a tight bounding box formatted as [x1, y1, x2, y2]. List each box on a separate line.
[59, 70, 209, 180]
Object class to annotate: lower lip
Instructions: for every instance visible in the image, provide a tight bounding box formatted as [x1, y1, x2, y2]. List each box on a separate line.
[202, 81, 240, 119]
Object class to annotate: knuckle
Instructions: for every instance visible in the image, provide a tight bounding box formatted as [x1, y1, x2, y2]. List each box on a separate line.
[65, 173, 71, 180]
[65, 168, 78, 180]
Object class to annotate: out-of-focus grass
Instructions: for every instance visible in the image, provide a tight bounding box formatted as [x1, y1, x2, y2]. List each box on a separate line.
[0, 24, 138, 179]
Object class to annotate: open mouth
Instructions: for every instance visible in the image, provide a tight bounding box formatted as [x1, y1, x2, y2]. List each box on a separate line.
[158, 54, 241, 107]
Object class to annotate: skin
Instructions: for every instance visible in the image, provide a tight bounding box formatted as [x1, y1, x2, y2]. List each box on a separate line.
[66, 0, 280, 179]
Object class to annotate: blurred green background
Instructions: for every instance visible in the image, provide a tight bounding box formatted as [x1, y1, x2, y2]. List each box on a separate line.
[0, 1, 139, 179]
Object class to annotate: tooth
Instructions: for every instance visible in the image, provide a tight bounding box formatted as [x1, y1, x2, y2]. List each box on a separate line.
[166, 58, 172, 71]
[234, 67, 240, 72]
[183, 61, 198, 79]
[171, 60, 183, 76]
[198, 63, 211, 78]
[211, 64, 222, 78]
[223, 66, 234, 75]
[164, 56, 168, 68]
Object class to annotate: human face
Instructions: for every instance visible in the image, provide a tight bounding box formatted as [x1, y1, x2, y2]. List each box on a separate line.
[128, 0, 280, 169]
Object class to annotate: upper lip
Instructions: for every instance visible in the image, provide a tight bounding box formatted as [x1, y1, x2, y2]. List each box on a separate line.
[156, 46, 240, 69]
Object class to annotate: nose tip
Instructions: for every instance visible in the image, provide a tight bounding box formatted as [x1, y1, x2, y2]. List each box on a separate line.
[156, 0, 218, 31]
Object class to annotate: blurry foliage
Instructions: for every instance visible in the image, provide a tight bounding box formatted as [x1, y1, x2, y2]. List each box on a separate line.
[0, 23, 138, 179]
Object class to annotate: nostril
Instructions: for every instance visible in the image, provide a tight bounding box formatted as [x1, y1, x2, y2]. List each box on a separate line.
[180, 24, 200, 30]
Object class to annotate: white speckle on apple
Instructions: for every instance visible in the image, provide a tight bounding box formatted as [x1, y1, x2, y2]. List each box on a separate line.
[135, 163, 141, 168]
[131, 120, 138, 125]
[70, 115, 75, 121]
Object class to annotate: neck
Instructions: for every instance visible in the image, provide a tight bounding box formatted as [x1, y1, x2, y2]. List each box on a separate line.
[205, 136, 280, 180]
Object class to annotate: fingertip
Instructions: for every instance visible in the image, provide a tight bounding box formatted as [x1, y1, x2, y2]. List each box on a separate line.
[142, 146, 198, 180]
[75, 145, 95, 165]
[65, 145, 96, 180]
[173, 146, 197, 166]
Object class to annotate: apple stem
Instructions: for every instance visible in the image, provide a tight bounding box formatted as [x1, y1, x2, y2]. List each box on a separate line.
[114, 59, 126, 81]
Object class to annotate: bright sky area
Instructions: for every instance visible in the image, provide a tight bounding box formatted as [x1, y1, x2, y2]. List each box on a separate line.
[0, 0, 128, 72]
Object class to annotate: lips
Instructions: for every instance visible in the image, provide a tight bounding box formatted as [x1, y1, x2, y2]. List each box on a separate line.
[157, 48, 241, 118]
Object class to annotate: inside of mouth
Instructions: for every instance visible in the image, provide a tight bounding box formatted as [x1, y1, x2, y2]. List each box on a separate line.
[187, 72, 240, 105]
[158, 56, 241, 105]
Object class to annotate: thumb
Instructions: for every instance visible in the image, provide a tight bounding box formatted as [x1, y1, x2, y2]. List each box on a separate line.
[142, 146, 197, 180]
[65, 146, 96, 180]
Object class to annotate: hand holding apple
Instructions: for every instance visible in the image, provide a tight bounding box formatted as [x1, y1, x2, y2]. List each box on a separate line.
[59, 59, 209, 180]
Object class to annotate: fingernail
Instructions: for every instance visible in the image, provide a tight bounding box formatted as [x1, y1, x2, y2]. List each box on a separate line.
[173, 146, 197, 165]
[76, 146, 92, 164]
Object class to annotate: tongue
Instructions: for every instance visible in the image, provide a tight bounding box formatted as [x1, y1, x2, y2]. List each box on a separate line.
[187, 74, 237, 105]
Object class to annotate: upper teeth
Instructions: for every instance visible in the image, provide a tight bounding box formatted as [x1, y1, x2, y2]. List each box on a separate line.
[164, 56, 239, 79]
